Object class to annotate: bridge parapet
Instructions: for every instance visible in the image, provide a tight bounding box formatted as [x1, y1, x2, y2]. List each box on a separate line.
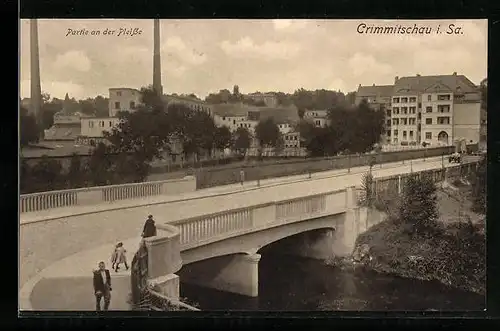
[167, 188, 349, 252]
[20, 176, 196, 214]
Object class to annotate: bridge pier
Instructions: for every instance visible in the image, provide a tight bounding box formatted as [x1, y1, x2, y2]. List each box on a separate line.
[179, 253, 262, 297]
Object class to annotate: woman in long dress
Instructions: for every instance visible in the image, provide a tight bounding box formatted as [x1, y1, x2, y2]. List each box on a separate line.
[114, 242, 129, 272]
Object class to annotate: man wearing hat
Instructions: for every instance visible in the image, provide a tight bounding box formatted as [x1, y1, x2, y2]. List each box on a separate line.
[142, 214, 157, 238]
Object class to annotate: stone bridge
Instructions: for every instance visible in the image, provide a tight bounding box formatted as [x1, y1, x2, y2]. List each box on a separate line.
[19, 156, 479, 309]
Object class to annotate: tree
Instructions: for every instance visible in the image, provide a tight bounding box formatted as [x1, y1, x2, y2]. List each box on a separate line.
[67, 152, 84, 187]
[255, 118, 281, 148]
[20, 106, 40, 147]
[181, 109, 217, 160]
[29, 155, 65, 191]
[471, 156, 486, 214]
[213, 126, 232, 153]
[479, 78, 487, 111]
[233, 127, 251, 156]
[399, 174, 440, 236]
[86, 142, 114, 186]
[345, 91, 357, 105]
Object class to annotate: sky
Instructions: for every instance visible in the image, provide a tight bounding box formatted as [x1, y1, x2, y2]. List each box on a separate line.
[19, 19, 487, 100]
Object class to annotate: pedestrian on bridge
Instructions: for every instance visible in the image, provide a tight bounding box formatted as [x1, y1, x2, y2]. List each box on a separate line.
[142, 215, 157, 238]
[240, 169, 245, 186]
[93, 261, 112, 311]
[113, 242, 129, 272]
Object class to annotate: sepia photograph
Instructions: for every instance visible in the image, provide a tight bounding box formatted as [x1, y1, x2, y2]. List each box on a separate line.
[19, 18, 487, 312]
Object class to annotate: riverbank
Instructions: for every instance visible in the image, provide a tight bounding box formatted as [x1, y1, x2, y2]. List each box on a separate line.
[354, 218, 485, 295]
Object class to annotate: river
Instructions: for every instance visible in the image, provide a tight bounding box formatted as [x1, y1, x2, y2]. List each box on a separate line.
[180, 253, 485, 311]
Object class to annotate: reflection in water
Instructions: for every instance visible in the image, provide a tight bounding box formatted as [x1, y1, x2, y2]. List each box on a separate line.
[180, 253, 485, 311]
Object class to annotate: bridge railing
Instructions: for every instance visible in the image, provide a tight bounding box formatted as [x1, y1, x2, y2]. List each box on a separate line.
[168, 188, 351, 251]
[19, 176, 196, 214]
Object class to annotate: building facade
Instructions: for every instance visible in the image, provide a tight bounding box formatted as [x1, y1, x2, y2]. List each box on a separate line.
[108, 88, 142, 117]
[246, 92, 279, 108]
[164, 95, 213, 116]
[304, 109, 329, 128]
[357, 73, 481, 147]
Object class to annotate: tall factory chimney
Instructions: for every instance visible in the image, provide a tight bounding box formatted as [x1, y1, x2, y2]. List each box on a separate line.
[30, 19, 42, 129]
[153, 18, 163, 96]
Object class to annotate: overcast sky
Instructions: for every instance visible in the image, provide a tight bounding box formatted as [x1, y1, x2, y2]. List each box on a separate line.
[19, 19, 487, 100]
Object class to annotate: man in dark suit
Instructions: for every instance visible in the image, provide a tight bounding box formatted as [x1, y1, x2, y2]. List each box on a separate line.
[142, 214, 157, 238]
[93, 261, 112, 311]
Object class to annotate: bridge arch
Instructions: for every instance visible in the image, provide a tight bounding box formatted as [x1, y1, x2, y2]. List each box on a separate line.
[179, 214, 344, 266]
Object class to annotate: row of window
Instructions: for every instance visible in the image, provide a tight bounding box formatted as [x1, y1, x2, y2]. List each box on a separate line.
[393, 97, 417, 103]
[114, 101, 136, 109]
[285, 135, 299, 141]
[392, 94, 450, 104]
[88, 120, 115, 128]
[393, 106, 417, 115]
[115, 91, 136, 97]
[391, 131, 439, 140]
[392, 116, 451, 126]
[392, 118, 417, 125]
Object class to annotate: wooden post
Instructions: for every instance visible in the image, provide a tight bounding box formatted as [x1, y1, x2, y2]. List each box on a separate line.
[398, 175, 402, 194]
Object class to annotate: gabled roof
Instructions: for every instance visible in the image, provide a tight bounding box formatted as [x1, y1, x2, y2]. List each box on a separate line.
[357, 85, 394, 98]
[393, 74, 478, 95]
[211, 104, 249, 117]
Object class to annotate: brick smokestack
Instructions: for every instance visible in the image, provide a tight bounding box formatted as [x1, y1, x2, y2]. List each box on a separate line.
[30, 19, 42, 130]
[153, 18, 163, 96]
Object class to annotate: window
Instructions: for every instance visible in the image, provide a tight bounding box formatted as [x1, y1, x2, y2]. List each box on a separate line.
[115, 101, 120, 109]
[386, 120, 391, 127]
[437, 117, 450, 125]
[426, 106, 433, 113]
[109, 121, 113, 127]
[418, 102, 422, 108]
[418, 113, 422, 119]
[386, 109, 391, 117]
[392, 118, 399, 125]
[402, 107, 408, 114]
[427, 95, 432, 101]
[394, 130, 398, 136]
[315, 120, 320, 126]
[117, 91, 122, 96]
[130, 101, 135, 109]
[401, 97, 408, 103]
[409, 106, 416, 114]
[88, 121, 94, 128]
[425, 132, 432, 140]
[409, 97, 417, 103]
[222, 116, 226, 120]
[409, 131, 414, 138]
[425, 118, 432, 125]
[233, 120, 236, 125]
[393, 107, 399, 115]
[438, 94, 451, 101]
[438, 105, 450, 113]
[387, 130, 391, 137]
[403, 131, 407, 138]
[99, 121, 104, 127]
[409, 118, 416, 125]
[401, 118, 407, 125]
[393, 97, 400, 103]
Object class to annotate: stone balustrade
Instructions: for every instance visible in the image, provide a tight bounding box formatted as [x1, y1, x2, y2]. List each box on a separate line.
[19, 176, 196, 213]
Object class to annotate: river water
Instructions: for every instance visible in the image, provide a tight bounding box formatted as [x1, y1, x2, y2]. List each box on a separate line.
[180, 253, 485, 311]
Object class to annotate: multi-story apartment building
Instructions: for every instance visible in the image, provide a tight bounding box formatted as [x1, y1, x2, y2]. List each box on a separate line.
[391, 73, 481, 146]
[357, 73, 481, 147]
[108, 88, 142, 117]
[356, 84, 393, 143]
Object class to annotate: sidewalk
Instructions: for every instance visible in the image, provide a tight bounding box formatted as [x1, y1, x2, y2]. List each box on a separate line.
[24, 237, 141, 311]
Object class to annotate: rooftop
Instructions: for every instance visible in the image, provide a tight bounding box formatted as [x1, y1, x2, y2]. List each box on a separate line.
[21, 141, 95, 158]
[357, 84, 394, 98]
[393, 74, 478, 95]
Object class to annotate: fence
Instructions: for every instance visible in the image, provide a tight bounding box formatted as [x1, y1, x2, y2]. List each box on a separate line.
[19, 176, 196, 214]
[195, 145, 477, 189]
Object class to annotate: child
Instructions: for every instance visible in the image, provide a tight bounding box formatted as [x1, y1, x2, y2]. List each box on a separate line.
[110, 243, 119, 270]
[114, 242, 129, 272]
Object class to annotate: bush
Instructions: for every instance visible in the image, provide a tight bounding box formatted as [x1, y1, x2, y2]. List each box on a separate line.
[399, 175, 440, 236]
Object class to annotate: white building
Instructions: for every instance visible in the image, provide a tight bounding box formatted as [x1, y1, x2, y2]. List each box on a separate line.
[108, 88, 142, 117]
[304, 109, 329, 128]
[164, 95, 213, 116]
